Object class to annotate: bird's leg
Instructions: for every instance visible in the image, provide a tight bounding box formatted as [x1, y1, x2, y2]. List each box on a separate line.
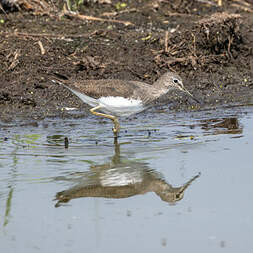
[90, 106, 120, 138]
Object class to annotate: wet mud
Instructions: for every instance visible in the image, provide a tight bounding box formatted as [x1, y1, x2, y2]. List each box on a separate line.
[0, 0, 253, 121]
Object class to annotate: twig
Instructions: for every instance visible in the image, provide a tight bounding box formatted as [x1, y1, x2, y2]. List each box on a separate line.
[196, 0, 217, 6]
[231, 3, 253, 12]
[164, 31, 169, 53]
[166, 56, 197, 68]
[0, 3, 8, 16]
[8, 49, 21, 71]
[1, 30, 99, 39]
[62, 11, 134, 26]
[227, 35, 234, 58]
[37, 41, 45, 55]
[167, 57, 188, 66]
[101, 8, 137, 17]
[165, 11, 195, 17]
[165, 41, 184, 56]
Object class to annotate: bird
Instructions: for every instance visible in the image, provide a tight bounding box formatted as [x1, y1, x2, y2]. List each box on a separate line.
[54, 71, 198, 138]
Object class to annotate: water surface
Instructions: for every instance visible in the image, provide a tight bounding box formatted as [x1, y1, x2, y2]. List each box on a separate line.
[0, 105, 252, 252]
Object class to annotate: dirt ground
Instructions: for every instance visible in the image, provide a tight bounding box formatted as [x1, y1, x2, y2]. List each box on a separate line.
[0, 0, 253, 122]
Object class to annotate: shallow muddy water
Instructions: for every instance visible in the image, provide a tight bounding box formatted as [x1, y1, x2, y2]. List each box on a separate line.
[0, 105, 253, 253]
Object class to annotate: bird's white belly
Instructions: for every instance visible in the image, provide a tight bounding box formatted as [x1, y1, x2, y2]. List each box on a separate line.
[100, 168, 143, 186]
[98, 96, 144, 117]
[61, 85, 145, 117]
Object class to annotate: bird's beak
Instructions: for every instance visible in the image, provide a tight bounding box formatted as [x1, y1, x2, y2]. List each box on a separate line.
[182, 87, 194, 97]
[182, 87, 201, 104]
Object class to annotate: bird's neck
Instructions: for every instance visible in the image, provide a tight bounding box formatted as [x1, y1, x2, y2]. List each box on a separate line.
[152, 79, 172, 97]
[141, 86, 168, 105]
[152, 88, 168, 98]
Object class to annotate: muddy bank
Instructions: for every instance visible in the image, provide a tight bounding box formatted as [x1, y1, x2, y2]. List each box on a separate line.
[0, 0, 253, 121]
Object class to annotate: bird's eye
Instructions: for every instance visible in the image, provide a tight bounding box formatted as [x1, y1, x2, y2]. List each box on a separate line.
[173, 78, 179, 84]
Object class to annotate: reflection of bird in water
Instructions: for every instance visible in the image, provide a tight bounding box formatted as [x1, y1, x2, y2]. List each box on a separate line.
[55, 141, 200, 207]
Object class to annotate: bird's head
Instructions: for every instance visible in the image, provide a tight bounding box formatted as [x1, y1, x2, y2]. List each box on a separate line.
[154, 71, 199, 102]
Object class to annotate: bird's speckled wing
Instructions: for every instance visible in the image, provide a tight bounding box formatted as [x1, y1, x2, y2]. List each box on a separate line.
[64, 79, 149, 100]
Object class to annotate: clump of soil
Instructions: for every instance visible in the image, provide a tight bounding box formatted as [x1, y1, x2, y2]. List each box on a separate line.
[0, 0, 253, 121]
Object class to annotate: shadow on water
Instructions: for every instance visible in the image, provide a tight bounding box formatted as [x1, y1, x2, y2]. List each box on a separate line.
[54, 139, 200, 207]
